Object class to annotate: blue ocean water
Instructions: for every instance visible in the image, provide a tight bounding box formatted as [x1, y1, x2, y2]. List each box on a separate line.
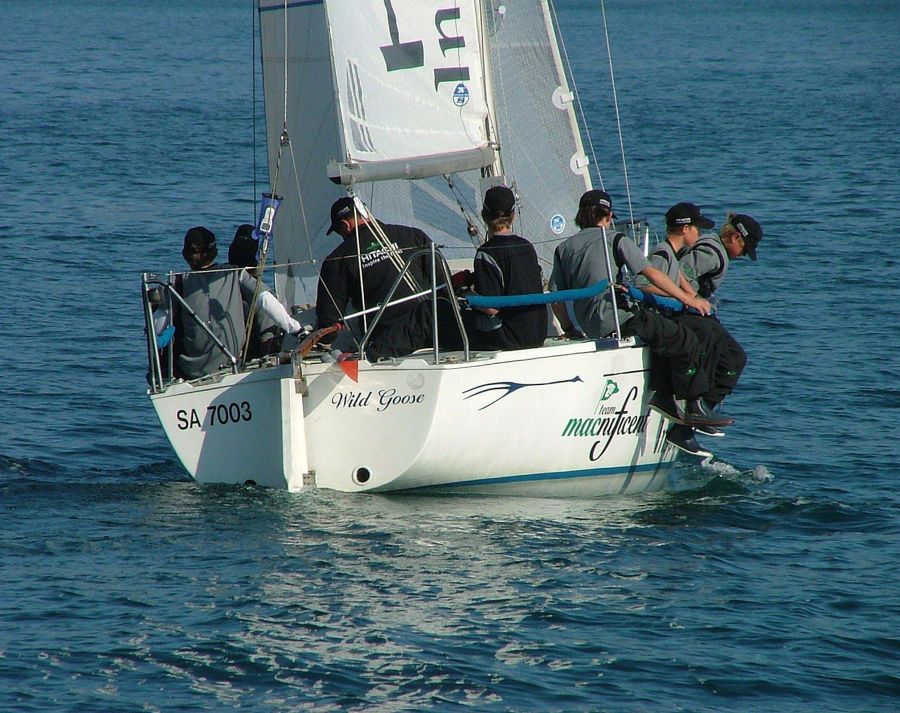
[1, 0, 898, 710]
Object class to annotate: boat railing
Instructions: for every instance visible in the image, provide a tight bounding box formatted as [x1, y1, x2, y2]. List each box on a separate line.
[356, 243, 470, 363]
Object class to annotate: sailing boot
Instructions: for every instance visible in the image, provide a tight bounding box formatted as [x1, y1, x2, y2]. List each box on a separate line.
[683, 398, 734, 428]
[694, 422, 726, 437]
[649, 392, 684, 423]
[665, 424, 712, 458]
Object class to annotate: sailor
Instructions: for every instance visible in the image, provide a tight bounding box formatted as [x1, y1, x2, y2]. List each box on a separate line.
[172, 226, 303, 380]
[548, 190, 731, 446]
[466, 185, 547, 350]
[314, 197, 444, 360]
[679, 211, 762, 407]
[227, 224, 283, 358]
[681, 212, 762, 298]
[635, 203, 744, 454]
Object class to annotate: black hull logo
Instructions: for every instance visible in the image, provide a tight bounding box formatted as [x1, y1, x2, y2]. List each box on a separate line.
[463, 376, 583, 410]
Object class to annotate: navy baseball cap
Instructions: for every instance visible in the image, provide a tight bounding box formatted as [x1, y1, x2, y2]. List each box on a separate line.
[579, 189, 618, 218]
[482, 185, 516, 219]
[731, 213, 762, 261]
[665, 203, 715, 230]
[182, 226, 216, 254]
[326, 196, 357, 234]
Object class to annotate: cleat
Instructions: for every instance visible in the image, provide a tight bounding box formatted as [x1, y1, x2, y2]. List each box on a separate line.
[666, 425, 712, 458]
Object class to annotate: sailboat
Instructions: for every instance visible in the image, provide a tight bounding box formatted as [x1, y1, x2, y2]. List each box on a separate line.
[141, 0, 681, 494]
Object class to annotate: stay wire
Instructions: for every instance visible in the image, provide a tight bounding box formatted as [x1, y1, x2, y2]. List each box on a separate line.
[597, 0, 636, 233]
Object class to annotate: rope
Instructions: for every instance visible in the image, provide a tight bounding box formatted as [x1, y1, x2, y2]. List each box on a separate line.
[466, 279, 609, 308]
[240, 0, 291, 364]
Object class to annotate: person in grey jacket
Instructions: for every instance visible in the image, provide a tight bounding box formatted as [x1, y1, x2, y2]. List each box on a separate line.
[548, 191, 730, 433]
[172, 226, 303, 380]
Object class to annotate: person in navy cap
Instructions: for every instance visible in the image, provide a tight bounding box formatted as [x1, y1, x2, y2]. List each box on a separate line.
[466, 185, 547, 350]
[548, 192, 732, 441]
[678, 210, 763, 408]
[315, 196, 453, 360]
[682, 212, 762, 297]
[636, 203, 746, 454]
[170, 226, 303, 379]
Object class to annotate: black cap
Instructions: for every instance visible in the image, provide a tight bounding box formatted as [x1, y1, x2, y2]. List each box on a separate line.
[482, 185, 516, 219]
[182, 226, 216, 254]
[326, 196, 357, 235]
[665, 203, 715, 230]
[228, 224, 259, 267]
[579, 189, 618, 218]
[731, 213, 762, 261]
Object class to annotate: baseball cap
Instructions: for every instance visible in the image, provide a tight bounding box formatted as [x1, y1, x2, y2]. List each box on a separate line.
[579, 189, 618, 218]
[482, 185, 516, 219]
[326, 196, 357, 234]
[665, 203, 715, 230]
[731, 213, 762, 261]
[182, 226, 217, 254]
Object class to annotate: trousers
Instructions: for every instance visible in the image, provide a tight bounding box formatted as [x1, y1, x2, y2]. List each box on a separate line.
[620, 308, 708, 400]
[673, 313, 746, 405]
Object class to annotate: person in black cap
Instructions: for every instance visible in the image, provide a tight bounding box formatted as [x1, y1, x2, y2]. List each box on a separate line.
[315, 196, 454, 360]
[167, 226, 303, 379]
[548, 191, 732, 443]
[635, 203, 742, 454]
[466, 185, 547, 350]
[678, 211, 763, 409]
[682, 212, 762, 297]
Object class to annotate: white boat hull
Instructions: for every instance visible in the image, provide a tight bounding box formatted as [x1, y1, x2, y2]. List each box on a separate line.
[150, 340, 679, 495]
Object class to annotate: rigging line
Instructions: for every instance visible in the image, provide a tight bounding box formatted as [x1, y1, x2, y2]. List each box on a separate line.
[251, 0, 257, 213]
[286, 134, 312, 264]
[549, 0, 602, 190]
[241, 125, 287, 362]
[444, 174, 484, 247]
[353, 213, 368, 334]
[598, 0, 636, 233]
[282, 0, 288, 132]
[344, 194, 418, 293]
[485, 2, 510, 182]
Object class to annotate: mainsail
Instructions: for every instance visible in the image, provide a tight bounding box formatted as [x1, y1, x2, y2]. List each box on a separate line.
[258, 0, 591, 307]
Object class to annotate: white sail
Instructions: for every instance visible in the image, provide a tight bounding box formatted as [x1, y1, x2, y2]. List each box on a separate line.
[258, 0, 344, 310]
[324, 0, 495, 183]
[481, 0, 592, 271]
[258, 0, 591, 305]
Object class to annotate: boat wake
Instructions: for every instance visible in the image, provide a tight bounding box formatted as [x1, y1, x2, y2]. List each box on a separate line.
[702, 458, 774, 484]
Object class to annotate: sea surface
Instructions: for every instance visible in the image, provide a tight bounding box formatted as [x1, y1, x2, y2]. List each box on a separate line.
[1, 0, 899, 711]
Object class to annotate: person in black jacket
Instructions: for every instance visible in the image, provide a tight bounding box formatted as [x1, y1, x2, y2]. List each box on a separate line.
[467, 185, 547, 350]
[315, 197, 438, 360]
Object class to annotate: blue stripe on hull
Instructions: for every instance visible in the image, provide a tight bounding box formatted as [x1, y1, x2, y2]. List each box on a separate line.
[403, 459, 676, 492]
